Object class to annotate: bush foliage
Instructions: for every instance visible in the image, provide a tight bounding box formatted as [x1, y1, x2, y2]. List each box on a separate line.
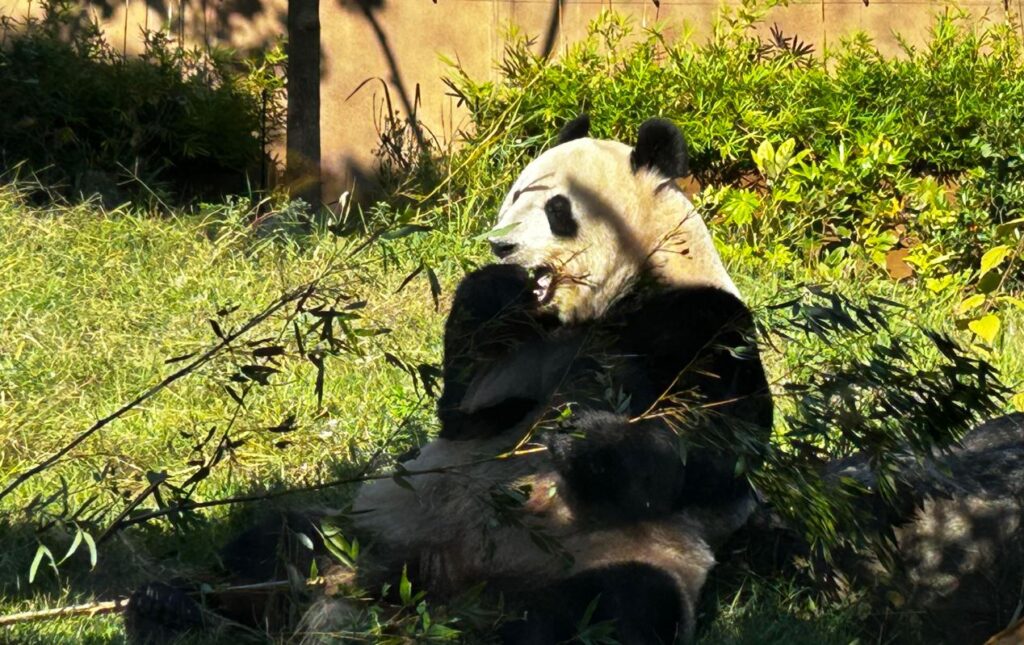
[0, 0, 285, 204]
[428, 1, 1024, 354]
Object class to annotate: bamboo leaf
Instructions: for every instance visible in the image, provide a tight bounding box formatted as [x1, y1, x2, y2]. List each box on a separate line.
[29, 544, 54, 584]
[82, 530, 97, 569]
[473, 222, 519, 241]
[399, 565, 412, 605]
[58, 528, 83, 565]
[425, 266, 441, 312]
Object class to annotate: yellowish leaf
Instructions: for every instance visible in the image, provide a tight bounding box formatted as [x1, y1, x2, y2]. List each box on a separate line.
[886, 590, 905, 608]
[955, 294, 985, 315]
[1012, 392, 1024, 413]
[979, 245, 1011, 277]
[999, 295, 1024, 311]
[967, 314, 1001, 344]
[994, 217, 1024, 239]
[925, 276, 953, 293]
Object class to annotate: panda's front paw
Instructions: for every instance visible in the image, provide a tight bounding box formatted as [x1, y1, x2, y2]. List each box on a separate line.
[451, 264, 538, 321]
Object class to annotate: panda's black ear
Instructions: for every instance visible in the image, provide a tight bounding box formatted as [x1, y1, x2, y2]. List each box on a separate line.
[631, 118, 689, 178]
[556, 114, 590, 145]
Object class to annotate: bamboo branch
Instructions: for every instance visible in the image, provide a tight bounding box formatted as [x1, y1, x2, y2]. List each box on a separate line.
[0, 285, 313, 505]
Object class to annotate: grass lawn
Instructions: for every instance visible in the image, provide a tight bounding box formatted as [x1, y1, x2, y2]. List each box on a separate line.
[0, 182, 1021, 643]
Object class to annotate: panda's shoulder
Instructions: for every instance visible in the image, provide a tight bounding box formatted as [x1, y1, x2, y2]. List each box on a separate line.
[615, 283, 753, 328]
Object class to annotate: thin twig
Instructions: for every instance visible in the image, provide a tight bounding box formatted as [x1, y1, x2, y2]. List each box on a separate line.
[0, 286, 312, 505]
[100, 395, 425, 538]
[107, 443, 547, 532]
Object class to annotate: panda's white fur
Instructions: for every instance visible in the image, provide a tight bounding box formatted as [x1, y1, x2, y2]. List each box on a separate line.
[488, 136, 738, 324]
[302, 118, 766, 644]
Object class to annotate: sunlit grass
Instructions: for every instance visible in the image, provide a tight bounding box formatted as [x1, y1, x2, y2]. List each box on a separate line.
[0, 183, 1019, 642]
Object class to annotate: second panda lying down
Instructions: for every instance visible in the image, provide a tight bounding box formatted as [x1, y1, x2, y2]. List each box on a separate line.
[301, 116, 774, 643]
[126, 117, 774, 644]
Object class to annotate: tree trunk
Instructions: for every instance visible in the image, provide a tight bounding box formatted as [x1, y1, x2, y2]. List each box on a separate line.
[285, 0, 321, 207]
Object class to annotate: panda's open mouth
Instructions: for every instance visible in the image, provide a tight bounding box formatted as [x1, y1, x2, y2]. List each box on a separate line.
[532, 267, 556, 306]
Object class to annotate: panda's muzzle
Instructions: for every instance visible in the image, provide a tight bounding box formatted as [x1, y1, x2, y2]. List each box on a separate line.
[489, 240, 517, 259]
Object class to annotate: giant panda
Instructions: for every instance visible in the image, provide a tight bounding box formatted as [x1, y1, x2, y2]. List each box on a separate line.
[301, 116, 775, 644]
[124, 116, 774, 645]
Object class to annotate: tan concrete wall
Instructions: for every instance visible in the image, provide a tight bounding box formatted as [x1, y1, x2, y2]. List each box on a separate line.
[0, 0, 285, 54]
[321, 0, 1019, 203]
[1, 0, 1020, 203]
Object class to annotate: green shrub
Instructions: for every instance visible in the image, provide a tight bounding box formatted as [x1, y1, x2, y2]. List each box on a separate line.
[352, 0, 1024, 423]
[429, 1, 1024, 350]
[0, 0, 285, 204]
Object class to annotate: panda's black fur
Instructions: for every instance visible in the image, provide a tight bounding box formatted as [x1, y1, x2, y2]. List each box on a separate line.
[417, 257, 771, 644]
[336, 117, 773, 643]
[125, 118, 774, 645]
[438, 262, 770, 520]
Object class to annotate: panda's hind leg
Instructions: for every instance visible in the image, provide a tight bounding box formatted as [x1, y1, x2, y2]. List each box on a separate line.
[499, 563, 687, 645]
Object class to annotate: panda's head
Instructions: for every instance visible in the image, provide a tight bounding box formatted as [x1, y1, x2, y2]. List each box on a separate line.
[487, 116, 738, 324]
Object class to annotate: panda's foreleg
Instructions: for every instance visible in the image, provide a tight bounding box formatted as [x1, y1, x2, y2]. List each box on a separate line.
[615, 286, 774, 439]
[438, 264, 554, 440]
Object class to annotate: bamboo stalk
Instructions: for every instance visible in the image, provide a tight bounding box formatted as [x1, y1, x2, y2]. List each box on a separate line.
[0, 598, 128, 626]
[0, 578, 328, 627]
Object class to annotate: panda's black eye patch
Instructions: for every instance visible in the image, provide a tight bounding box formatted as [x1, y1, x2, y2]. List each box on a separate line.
[544, 195, 577, 238]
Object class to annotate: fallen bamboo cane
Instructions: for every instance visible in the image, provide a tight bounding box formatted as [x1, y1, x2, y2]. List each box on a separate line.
[0, 599, 129, 626]
[0, 578, 327, 627]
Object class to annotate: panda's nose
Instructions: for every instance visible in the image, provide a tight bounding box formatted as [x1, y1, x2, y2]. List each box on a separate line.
[489, 240, 517, 259]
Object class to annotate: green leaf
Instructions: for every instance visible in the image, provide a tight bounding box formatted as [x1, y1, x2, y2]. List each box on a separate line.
[29, 544, 55, 584]
[734, 454, 748, 476]
[58, 527, 83, 565]
[978, 270, 1002, 294]
[721, 189, 759, 227]
[81, 530, 97, 569]
[979, 245, 1011, 277]
[968, 314, 1000, 344]
[577, 594, 602, 631]
[955, 294, 985, 315]
[399, 565, 412, 605]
